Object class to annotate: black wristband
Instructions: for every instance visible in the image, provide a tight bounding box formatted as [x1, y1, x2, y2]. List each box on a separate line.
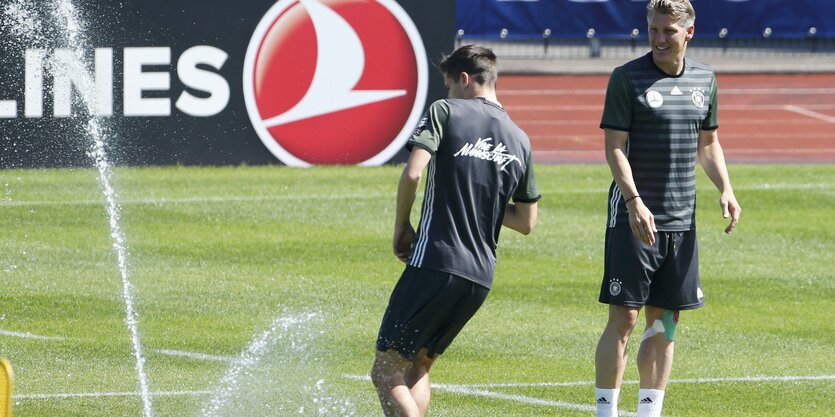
[624, 195, 640, 203]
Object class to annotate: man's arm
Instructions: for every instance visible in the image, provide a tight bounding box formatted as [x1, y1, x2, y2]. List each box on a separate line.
[502, 202, 538, 235]
[697, 129, 741, 234]
[393, 148, 433, 262]
[604, 128, 657, 245]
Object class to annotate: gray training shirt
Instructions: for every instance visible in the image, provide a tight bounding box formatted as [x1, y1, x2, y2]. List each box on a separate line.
[407, 98, 541, 289]
[601, 52, 718, 231]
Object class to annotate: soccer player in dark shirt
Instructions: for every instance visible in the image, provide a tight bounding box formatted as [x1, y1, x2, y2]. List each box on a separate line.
[594, 1, 741, 417]
[371, 45, 541, 416]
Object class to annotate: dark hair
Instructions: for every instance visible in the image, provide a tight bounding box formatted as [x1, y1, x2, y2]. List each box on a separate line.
[438, 45, 497, 87]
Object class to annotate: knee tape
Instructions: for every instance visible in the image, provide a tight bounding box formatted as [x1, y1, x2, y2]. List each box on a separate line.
[641, 310, 679, 342]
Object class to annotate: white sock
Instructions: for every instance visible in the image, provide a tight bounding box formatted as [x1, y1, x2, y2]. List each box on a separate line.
[595, 387, 620, 417]
[637, 388, 665, 417]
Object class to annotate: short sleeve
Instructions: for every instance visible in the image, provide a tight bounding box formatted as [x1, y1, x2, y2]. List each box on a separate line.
[512, 151, 542, 203]
[600, 67, 634, 131]
[701, 75, 719, 130]
[407, 100, 450, 154]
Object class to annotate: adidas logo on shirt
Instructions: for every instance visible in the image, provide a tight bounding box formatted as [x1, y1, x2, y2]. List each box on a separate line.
[671, 85, 683, 96]
[596, 397, 610, 404]
[640, 397, 654, 404]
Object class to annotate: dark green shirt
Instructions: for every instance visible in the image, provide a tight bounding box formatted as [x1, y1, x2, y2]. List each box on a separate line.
[601, 53, 718, 231]
[407, 98, 541, 288]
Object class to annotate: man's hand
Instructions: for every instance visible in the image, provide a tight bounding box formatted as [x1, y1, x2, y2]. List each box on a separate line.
[720, 191, 741, 234]
[393, 224, 416, 263]
[627, 197, 657, 246]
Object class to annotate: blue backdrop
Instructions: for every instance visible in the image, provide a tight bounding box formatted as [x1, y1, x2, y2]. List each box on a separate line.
[458, 0, 835, 39]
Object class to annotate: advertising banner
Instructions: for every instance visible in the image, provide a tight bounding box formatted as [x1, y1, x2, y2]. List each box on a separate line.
[458, 0, 835, 40]
[0, 0, 454, 168]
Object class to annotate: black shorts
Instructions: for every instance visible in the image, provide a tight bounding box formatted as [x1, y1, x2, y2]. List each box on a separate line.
[599, 226, 703, 310]
[376, 266, 489, 360]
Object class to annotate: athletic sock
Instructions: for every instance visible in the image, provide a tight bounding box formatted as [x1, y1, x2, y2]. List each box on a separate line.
[595, 387, 620, 417]
[636, 388, 665, 417]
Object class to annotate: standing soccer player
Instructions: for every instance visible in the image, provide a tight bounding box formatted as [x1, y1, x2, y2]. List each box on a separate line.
[594, 1, 741, 417]
[371, 45, 541, 417]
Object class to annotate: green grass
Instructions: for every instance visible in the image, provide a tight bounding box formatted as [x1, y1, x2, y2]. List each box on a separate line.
[0, 164, 833, 417]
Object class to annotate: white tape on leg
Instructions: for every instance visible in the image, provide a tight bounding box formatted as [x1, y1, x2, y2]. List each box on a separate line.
[641, 319, 666, 342]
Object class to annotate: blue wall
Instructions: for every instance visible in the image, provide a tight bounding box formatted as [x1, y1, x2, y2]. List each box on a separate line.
[458, 0, 835, 39]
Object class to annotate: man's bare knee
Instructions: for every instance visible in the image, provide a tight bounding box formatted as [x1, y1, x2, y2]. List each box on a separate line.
[372, 350, 410, 388]
[607, 305, 640, 339]
[404, 348, 434, 386]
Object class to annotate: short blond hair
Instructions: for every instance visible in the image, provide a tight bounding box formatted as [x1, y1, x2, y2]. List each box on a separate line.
[647, 0, 695, 29]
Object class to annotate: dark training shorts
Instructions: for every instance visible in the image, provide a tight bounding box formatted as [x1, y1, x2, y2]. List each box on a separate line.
[376, 266, 489, 361]
[599, 225, 704, 310]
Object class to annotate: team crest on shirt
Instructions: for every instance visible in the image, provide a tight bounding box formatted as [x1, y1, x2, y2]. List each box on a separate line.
[645, 90, 664, 109]
[454, 137, 522, 170]
[691, 88, 706, 109]
[609, 278, 623, 296]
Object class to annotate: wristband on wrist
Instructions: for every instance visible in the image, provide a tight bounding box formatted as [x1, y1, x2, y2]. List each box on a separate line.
[624, 195, 640, 204]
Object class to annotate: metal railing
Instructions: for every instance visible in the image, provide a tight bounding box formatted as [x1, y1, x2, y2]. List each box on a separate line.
[456, 27, 835, 60]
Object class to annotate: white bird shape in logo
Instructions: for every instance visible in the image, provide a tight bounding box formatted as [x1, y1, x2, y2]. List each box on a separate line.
[262, 0, 407, 127]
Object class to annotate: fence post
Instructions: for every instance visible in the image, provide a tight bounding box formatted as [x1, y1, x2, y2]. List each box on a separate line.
[719, 28, 728, 54]
[587, 28, 600, 57]
[630, 28, 639, 52]
[543, 28, 551, 55]
[762, 27, 772, 57]
[808, 27, 818, 52]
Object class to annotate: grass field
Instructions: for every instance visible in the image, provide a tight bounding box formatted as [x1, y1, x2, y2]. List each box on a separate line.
[0, 164, 833, 417]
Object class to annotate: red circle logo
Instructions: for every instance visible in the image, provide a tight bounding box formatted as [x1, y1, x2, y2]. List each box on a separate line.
[244, 0, 427, 166]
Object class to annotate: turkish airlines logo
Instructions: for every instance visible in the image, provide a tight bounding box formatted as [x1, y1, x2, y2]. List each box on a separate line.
[243, 0, 427, 166]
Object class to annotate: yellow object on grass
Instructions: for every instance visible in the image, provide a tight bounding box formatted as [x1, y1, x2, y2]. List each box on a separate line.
[0, 358, 12, 417]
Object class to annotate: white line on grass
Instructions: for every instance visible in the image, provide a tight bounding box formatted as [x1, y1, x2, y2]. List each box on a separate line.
[14, 375, 834, 403]
[783, 105, 835, 123]
[345, 373, 835, 415]
[434, 383, 637, 416]
[0, 328, 65, 341]
[153, 349, 234, 362]
[344, 375, 630, 416]
[345, 373, 835, 388]
[434, 374, 835, 389]
[15, 390, 212, 400]
[669, 375, 835, 384]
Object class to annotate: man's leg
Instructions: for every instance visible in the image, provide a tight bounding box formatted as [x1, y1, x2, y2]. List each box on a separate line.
[595, 304, 640, 417]
[371, 349, 421, 417]
[636, 306, 677, 417]
[405, 348, 435, 416]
